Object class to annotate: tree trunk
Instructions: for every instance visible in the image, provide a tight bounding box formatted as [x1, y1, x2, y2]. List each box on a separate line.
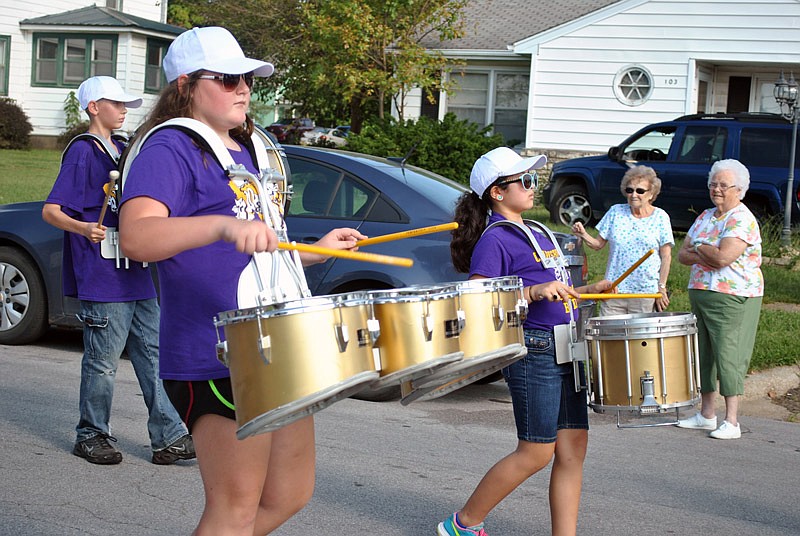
[350, 95, 364, 134]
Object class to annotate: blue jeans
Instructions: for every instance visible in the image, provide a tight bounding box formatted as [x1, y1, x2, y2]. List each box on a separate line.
[502, 328, 589, 443]
[76, 299, 187, 450]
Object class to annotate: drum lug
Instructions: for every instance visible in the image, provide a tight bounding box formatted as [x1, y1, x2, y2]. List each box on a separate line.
[639, 371, 660, 414]
[492, 305, 505, 331]
[422, 314, 433, 341]
[457, 309, 466, 333]
[213, 316, 229, 367]
[258, 335, 272, 365]
[335, 322, 350, 352]
[367, 318, 381, 345]
[516, 299, 528, 322]
[216, 341, 229, 366]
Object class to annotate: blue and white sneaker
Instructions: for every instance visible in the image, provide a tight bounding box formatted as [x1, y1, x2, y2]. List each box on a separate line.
[437, 512, 488, 536]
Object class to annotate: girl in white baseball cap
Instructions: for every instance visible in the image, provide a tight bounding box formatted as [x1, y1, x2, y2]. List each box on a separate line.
[120, 26, 366, 534]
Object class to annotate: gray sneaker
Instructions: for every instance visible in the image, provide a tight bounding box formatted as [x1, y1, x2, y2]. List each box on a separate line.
[73, 434, 123, 465]
[152, 434, 196, 465]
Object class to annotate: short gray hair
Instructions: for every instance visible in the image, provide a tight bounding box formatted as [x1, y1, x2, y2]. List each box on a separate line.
[709, 159, 750, 200]
[620, 165, 661, 200]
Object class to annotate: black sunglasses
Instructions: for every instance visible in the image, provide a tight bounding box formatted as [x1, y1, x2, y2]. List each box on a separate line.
[497, 171, 539, 191]
[625, 187, 650, 195]
[197, 72, 255, 91]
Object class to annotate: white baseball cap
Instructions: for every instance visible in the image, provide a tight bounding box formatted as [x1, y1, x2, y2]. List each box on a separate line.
[470, 147, 547, 197]
[163, 26, 275, 83]
[77, 76, 143, 110]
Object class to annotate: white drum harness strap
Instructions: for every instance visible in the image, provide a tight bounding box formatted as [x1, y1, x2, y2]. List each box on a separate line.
[120, 118, 308, 307]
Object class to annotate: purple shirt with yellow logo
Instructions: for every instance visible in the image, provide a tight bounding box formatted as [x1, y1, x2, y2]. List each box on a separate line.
[470, 213, 575, 331]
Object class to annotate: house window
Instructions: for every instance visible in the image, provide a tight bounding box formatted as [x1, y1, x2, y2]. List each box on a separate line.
[613, 65, 653, 106]
[448, 70, 529, 145]
[32, 34, 116, 87]
[0, 35, 9, 96]
[106, 0, 124, 10]
[145, 39, 170, 93]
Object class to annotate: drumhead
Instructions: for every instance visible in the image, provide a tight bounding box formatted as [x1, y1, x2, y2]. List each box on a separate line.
[367, 284, 458, 304]
[584, 312, 697, 340]
[455, 275, 522, 294]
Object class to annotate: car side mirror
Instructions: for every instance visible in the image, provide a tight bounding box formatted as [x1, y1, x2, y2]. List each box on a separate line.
[608, 146, 621, 161]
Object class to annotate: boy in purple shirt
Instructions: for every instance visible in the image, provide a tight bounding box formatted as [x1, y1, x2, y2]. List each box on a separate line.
[42, 76, 193, 465]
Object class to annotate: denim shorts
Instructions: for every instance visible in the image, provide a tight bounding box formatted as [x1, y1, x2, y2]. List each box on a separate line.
[502, 328, 589, 443]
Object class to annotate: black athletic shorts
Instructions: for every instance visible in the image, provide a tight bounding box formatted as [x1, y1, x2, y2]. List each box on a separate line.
[164, 377, 236, 433]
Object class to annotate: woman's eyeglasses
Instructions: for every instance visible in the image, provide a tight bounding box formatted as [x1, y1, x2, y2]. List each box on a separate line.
[707, 182, 738, 192]
[197, 72, 255, 91]
[498, 172, 539, 191]
[625, 187, 650, 195]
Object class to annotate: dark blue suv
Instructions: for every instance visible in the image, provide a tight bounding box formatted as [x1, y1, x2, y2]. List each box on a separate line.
[543, 113, 800, 229]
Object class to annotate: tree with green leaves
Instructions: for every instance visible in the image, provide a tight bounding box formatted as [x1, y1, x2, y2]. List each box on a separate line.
[168, 0, 468, 132]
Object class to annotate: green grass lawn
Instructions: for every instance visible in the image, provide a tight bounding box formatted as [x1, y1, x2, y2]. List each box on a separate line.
[2, 148, 798, 371]
[0, 148, 62, 204]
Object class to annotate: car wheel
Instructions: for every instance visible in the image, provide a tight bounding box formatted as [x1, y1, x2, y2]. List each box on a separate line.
[0, 246, 48, 345]
[550, 184, 593, 226]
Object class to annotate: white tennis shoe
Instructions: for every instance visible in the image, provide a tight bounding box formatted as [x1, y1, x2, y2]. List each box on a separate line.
[709, 420, 741, 440]
[676, 412, 717, 430]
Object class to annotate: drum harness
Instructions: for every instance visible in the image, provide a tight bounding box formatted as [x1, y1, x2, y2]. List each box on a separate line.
[119, 118, 309, 308]
[484, 218, 589, 391]
[62, 132, 146, 270]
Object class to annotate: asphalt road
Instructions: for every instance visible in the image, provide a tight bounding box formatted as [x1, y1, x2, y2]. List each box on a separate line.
[1, 329, 799, 535]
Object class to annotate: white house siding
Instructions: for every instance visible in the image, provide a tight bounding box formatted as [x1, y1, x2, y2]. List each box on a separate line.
[1, 0, 170, 139]
[517, 0, 800, 152]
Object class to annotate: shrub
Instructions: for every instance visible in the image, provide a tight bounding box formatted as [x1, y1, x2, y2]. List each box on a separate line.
[0, 98, 33, 149]
[57, 121, 90, 149]
[346, 113, 506, 184]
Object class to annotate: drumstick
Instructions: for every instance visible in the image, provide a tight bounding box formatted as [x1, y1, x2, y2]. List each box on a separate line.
[278, 242, 413, 267]
[96, 170, 119, 227]
[608, 249, 655, 290]
[355, 222, 458, 247]
[578, 293, 663, 300]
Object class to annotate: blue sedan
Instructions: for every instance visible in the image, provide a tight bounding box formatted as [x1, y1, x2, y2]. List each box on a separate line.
[0, 145, 467, 346]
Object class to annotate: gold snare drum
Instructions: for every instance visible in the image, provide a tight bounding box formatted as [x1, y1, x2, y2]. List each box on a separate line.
[584, 312, 700, 415]
[363, 285, 464, 390]
[214, 293, 380, 439]
[400, 276, 527, 404]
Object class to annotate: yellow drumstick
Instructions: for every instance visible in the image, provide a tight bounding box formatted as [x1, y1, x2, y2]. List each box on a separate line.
[278, 242, 413, 268]
[609, 249, 655, 290]
[355, 222, 458, 247]
[579, 293, 663, 300]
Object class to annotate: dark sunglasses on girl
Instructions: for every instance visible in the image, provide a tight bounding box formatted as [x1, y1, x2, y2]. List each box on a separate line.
[498, 171, 539, 191]
[197, 72, 255, 91]
[625, 187, 649, 195]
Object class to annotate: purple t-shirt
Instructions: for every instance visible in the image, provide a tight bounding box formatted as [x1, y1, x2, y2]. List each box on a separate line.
[45, 138, 156, 301]
[470, 214, 575, 331]
[122, 129, 258, 380]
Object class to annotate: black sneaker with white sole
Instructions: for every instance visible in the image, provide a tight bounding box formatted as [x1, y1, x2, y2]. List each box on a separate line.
[152, 434, 196, 465]
[73, 434, 123, 465]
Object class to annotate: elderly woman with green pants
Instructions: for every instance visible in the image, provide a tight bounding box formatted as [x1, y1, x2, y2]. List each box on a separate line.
[676, 159, 763, 440]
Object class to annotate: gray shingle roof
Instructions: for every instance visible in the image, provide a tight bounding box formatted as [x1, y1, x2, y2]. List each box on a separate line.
[422, 0, 621, 50]
[20, 5, 184, 36]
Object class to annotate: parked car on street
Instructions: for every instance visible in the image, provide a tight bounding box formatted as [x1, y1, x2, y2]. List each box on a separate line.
[0, 145, 469, 346]
[543, 113, 800, 229]
[300, 127, 348, 147]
